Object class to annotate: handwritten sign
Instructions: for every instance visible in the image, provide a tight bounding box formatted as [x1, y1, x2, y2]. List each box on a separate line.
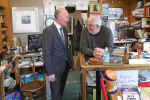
[114, 70, 138, 87]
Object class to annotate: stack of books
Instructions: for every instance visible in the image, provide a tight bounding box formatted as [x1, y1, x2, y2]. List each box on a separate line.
[135, 8, 144, 17]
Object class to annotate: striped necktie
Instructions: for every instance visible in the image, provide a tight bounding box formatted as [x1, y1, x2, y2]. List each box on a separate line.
[59, 27, 65, 43]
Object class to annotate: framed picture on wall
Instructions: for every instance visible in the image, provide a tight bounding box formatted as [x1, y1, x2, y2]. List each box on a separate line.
[65, 16, 73, 35]
[45, 2, 55, 15]
[89, 1, 101, 14]
[12, 7, 39, 33]
[108, 7, 123, 20]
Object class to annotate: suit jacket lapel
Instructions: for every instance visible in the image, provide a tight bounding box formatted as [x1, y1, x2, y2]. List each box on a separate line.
[52, 24, 65, 47]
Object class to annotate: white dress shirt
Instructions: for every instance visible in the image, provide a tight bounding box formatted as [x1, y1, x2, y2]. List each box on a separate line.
[54, 21, 64, 37]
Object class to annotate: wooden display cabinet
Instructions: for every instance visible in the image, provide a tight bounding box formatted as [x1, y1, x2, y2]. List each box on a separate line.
[0, 0, 13, 50]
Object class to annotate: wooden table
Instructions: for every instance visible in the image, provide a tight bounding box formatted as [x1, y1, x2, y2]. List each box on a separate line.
[80, 53, 150, 100]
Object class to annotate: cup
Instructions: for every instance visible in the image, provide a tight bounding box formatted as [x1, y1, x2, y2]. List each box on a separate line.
[137, 55, 143, 59]
[124, 52, 129, 64]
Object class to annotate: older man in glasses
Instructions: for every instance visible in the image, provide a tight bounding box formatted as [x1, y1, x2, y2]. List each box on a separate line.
[80, 16, 114, 61]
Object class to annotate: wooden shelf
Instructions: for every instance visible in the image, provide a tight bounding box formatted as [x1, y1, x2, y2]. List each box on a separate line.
[0, 14, 4, 16]
[136, 7, 144, 8]
[1, 22, 5, 24]
[144, 27, 150, 29]
[1, 28, 7, 32]
[134, 27, 143, 29]
[1, 30, 7, 32]
[145, 5, 150, 7]
[145, 16, 150, 18]
[133, 16, 143, 18]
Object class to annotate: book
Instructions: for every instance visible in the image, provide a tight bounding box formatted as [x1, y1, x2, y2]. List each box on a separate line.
[122, 88, 140, 100]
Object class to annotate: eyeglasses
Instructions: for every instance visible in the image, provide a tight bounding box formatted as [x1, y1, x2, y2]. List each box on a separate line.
[87, 24, 96, 28]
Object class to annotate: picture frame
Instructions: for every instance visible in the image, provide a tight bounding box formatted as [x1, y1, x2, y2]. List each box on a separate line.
[65, 16, 74, 35]
[89, 1, 101, 14]
[45, 2, 55, 15]
[12, 7, 39, 33]
[108, 7, 123, 20]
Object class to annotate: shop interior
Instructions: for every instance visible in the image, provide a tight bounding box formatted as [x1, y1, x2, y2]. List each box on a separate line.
[0, 0, 150, 100]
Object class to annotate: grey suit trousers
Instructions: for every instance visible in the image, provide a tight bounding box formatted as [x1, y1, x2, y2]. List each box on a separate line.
[50, 64, 69, 100]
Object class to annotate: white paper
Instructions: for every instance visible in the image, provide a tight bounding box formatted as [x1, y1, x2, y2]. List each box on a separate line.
[67, 1, 76, 7]
[81, 13, 87, 20]
[110, 21, 116, 35]
[129, 59, 150, 64]
[47, 0, 52, 2]
[76, 1, 89, 10]
[115, 70, 138, 87]
[101, 4, 109, 16]
[56, 1, 67, 9]
[117, 96, 122, 100]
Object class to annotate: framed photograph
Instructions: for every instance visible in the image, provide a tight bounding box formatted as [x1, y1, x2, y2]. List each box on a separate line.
[65, 16, 73, 35]
[12, 7, 39, 33]
[90, 1, 101, 14]
[45, 2, 55, 15]
[108, 8, 123, 20]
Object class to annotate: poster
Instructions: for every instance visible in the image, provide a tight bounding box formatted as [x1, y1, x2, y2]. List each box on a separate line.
[45, 2, 55, 15]
[108, 8, 123, 20]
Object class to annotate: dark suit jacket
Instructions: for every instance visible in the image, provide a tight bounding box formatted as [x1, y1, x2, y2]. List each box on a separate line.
[42, 23, 71, 77]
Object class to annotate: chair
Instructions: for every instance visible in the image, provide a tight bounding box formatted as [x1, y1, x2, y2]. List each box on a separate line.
[15, 59, 45, 100]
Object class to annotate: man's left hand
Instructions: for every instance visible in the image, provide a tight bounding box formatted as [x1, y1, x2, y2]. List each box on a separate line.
[94, 48, 105, 57]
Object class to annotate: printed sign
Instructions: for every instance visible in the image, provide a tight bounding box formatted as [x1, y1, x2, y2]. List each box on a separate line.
[114, 70, 138, 87]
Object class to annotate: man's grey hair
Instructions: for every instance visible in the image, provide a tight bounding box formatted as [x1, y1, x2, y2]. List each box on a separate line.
[87, 16, 101, 26]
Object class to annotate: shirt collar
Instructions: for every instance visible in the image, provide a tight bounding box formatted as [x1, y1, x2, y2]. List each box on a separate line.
[54, 21, 62, 30]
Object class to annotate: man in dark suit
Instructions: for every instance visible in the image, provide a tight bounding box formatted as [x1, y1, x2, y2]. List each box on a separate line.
[42, 8, 71, 100]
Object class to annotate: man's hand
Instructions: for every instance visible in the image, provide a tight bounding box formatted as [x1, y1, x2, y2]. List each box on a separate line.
[93, 47, 105, 58]
[48, 74, 55, 82]
[93, 50, 101, 58]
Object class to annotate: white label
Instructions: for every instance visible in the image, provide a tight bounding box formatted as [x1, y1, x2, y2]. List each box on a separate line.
[123, 92, 140, 100]
[103, 55, 110, 62]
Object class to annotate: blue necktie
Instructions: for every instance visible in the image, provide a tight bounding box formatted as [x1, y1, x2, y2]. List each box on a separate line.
[59, 27, 65, 43]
